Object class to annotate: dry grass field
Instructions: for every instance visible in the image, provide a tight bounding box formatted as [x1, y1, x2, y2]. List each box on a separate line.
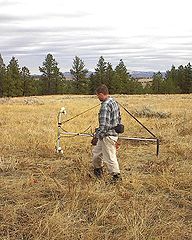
[0, 94, 192, 240]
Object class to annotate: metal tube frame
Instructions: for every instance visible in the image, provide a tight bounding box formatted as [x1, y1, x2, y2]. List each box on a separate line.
[56, 106, 160, 156]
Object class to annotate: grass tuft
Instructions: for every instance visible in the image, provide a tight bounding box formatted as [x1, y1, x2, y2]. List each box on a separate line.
[133, 106, 171, 118]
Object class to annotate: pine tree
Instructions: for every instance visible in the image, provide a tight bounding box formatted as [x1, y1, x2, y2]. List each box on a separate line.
[89, 56, 108, 93]
[143, 82, 153, 94]
[6, 57, 22, 97]
[105, 62, 114, 93]
[175, 64, 192, 93]
[0, 54, 5, 97]
[164, 65, 181, 93]
[183, 63, 192, 93]
[95, 56, 107, 85]
[89, 73, 96, 94]
[70, 56, 88, 94]
[0, 64, 6, 97]
[21, 66, 35, 96]
[151, 72, 163, 94]
[113, 59, 131, 93]
[39, 54, 64, 95]
[131, 78, 144, 94]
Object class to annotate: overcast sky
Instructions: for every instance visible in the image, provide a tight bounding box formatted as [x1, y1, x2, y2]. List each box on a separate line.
[0, 0, 192, 74]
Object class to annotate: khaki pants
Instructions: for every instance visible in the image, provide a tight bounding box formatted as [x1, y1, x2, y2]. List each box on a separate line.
[92, 136, 120, 174]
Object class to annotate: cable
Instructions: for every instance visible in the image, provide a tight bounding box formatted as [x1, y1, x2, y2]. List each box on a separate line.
[117, 101, 158, 139]
[61, 103, 100, 124]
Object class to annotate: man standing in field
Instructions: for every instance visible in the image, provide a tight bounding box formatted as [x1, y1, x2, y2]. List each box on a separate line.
[91, 84, 122, 183]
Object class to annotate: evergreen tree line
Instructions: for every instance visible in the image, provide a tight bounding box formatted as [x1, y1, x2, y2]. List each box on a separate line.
[150, 64, 192, 94]
[0, 53, 192, 97]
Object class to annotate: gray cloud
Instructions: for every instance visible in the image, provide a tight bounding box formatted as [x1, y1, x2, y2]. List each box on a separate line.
[0, 11, 90, 25]
[0, 14, 20, 22]
[2, 35, 192, 73]
[0, 0, 20, 6]
[0, 24, 112, 35]
[1, 13, 192, 73]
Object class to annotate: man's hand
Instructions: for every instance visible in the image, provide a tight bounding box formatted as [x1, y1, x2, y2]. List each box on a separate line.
[91, 136, 98, 146]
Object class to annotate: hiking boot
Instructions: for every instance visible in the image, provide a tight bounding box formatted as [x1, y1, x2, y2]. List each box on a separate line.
[93, 168, 103, 178]
[110, 173, 122, 184]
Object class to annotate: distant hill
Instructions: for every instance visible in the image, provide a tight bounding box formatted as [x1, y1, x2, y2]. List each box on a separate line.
[63, 71, 165, 79]
[63, 71, 92, 80]
[130, 71, 154, 78]
[130, 71, 166, 78]
[32, 71, 165, 79]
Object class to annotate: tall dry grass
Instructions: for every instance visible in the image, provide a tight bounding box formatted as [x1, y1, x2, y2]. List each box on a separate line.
[0, 94, 191, 240]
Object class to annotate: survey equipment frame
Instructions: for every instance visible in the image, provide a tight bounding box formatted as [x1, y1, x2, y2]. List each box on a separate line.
[56, 103, 160, 156]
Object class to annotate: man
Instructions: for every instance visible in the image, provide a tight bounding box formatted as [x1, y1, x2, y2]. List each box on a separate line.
[91, 84, 122, 183]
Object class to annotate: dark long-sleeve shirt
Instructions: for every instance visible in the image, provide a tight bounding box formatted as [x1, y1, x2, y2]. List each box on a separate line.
[96, 97, 121, 139]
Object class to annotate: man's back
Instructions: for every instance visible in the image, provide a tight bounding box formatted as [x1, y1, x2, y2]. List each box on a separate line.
[97, 97, 121, 139]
